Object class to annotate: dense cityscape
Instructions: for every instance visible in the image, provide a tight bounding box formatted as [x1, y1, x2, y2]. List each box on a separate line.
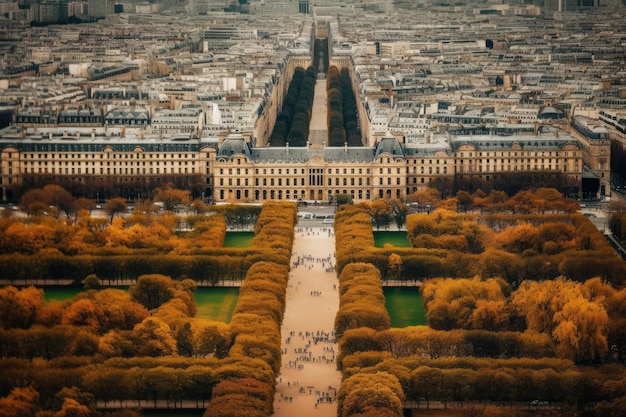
[1, 0, 626, 204]
[2, 1, 626, 417]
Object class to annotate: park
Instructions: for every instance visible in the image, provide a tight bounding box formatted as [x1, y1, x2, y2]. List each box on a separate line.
[1, 189, 626, 417]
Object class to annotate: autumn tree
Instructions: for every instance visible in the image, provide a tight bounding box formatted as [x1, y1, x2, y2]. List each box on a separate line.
[0, 386, 41, 417]
[387, 253, 403, 280]
[0, 285, 46, 329]
[132, 317, 177, 356]
[43, 184, 76, 219]
[80, 288, 149, 332]
[368, 199, 394, 230]
[336, 263, 391, 338]
[53, 386, 95, 412]
[194, 321, 233, 359]
[422, 277, 508, 331]
[82, 274, 100, 290]
[19, 187, 48, 217]
[72, 197, 96, 216]
[129, 274, 177, 311]
[406, 187, 441, 210]
[153, 184, 191, 211]
[18, 185, 77, 219]
[104, 198, 128, 223]
[338, 372, 405, 417]
[510, 278, 610, 362]
[61, 298, 105, 331]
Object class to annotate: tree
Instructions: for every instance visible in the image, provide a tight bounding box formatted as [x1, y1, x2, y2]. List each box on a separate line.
[43, 184, 76, 219]
[175, 322, 194, 357]
[389, 198, 407, 230]
[62, 298, 105, 332]
[0, 386, 40, 417]
[129, 274, 176, 311]
[133, 317, 177, 356]
[369, 199, 394, 230]
[387, 253, 403, 280]
[154, 185, 191, 211]
[338, 372, 405, 417]
[82, 274, 101, 290]
[0, 285, 45, 329]
[552, 298, 609, 362]
[53, 386, 95, 411]
[195, 322, 233, 359]
[410, 366, 443, 408]
[72, 197, 96, 215]
[87, 288, 149, 331]
[406, 187, 441, 210]
[19, 188, 48, 217]
[104, 198, 128, 223]
[54, 397, 91, 417]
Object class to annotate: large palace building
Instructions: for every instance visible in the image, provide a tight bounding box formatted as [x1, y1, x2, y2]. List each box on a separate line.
[0, 119, 598, 203]
[0, 33, 610, 203]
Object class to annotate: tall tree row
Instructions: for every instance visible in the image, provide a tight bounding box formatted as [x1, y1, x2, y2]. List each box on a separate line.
[326, 66, 361, 147]
[205, 201, 296, 417]
[334, 207, 401, 417]
[339, 68, 361, 146]
[269, 66, 316, 147]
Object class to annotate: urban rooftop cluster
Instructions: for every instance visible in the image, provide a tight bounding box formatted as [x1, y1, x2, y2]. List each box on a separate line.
[0, 0, 625, 203]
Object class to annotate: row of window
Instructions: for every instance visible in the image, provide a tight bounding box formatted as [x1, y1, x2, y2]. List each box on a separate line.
[218, 188, 405, 201]
[459, 151, 577, 158]
[22, 167, 196, 175]
[219, 167, 398, 176]
[21, 153, 197, 160]
[21, 160, 194, 167]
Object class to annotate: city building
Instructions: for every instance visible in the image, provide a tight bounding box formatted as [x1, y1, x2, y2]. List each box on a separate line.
[0, 1, 623, 203]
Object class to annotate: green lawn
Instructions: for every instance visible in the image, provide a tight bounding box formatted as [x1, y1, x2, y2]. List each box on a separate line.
[42, 285, 238, 323]
[43, 286, 84, 302]
[384, 286, 427, 327]
[223, 231, 255, 248]
[193, 287, 239, 323]
[373, 231, 411, 248]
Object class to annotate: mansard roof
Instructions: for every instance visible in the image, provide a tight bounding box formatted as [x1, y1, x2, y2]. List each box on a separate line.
[216, 133, 252, 160]
[374, 135, 404, 159]
[250, 146, 376, 164]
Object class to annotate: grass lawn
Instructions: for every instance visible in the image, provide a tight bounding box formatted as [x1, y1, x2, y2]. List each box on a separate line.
[384, 286, 427, 327]
[42, 286, 238, 323]
[373, 231, 410, 248]
[193, 287, 239, 323]
[43, 286, 85, 302]
[223, 231, 254, 248]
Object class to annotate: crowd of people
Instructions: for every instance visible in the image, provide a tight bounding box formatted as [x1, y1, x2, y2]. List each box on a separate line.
[290, 249, 335, 273]
[283, 329, 337, 367]
[274, 224, 341, 416]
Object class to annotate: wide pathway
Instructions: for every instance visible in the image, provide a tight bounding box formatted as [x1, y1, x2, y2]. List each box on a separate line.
[272, 226, 341, 417]
[308, 80, 328, 146]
